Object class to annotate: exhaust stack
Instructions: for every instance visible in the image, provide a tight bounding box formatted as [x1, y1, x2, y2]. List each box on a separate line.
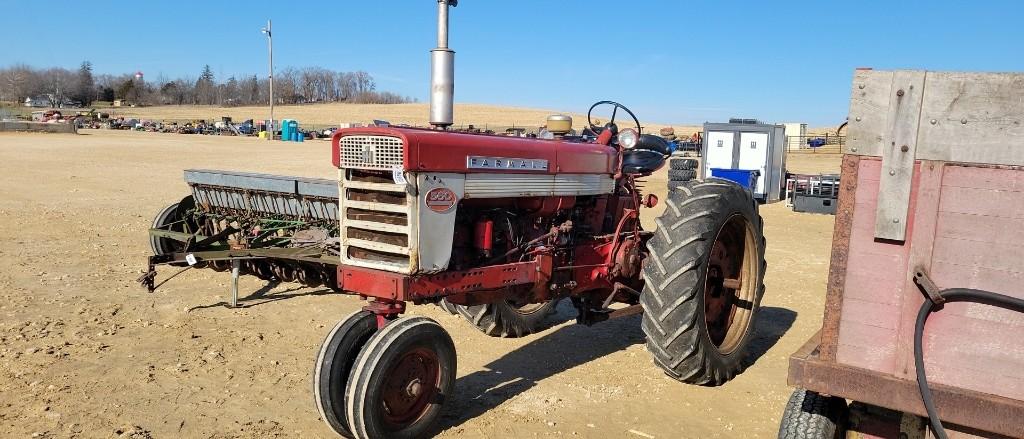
[429, 0, 457, 128]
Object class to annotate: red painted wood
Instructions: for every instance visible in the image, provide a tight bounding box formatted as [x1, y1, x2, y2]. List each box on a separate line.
[836, 158, 921, 374]
[838, 160, 1024, 402]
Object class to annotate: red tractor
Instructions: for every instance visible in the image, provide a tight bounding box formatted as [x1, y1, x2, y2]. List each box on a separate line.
[140, 3, 767, 438]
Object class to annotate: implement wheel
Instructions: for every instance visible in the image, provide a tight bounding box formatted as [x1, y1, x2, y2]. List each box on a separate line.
[455, 293, 558, 338]
[778, 388, 848, 439]
[314, 310, 379, 438]
[149, 195, 195, 255]
[346, 316, 455, 439]
[641, 178, 766, 385]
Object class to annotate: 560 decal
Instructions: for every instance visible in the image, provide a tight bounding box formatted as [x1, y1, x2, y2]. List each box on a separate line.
[425, 187, 458, 212]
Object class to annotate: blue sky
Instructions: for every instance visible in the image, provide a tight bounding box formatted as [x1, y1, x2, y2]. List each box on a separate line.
[3, 0, 1022, 126]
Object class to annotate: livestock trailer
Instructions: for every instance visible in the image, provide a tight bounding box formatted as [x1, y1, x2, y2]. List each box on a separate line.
[782, 69, 1024, 439]
[701, 120, 786, 202]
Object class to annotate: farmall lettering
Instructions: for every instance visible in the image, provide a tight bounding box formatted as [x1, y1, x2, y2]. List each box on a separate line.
[425, 187, 457, 212]
[467, 155, 549, 171]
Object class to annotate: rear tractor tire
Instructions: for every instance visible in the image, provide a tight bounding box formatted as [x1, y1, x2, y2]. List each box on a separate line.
[778, 388, 848, 439]
[641, 178, 766, 385]
[455, 297, 558, 338]
[436, 298, 460, 315]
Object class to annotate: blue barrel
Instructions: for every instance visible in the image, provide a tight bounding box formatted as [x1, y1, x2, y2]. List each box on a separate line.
[710, 168, 760, 191]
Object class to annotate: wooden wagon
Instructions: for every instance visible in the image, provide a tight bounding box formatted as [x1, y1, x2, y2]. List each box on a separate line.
[783, 69, 1024, 439]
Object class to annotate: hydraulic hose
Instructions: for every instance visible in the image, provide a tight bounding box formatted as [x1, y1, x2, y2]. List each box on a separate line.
[914, 288, 1024, 439]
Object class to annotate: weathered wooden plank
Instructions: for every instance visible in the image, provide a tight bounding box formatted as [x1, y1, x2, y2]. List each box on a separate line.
[837, 158, 915, 373]
[935, 211, 1024, 244]
[916, 72, 1024, 167]
[846, 69, 894, 157]
[875, 71, 927, 241]
[922, 311, 1024, 401]
[941, 164, 1024, 192]
[839, 297, 901, 330]
[836, 317, 899, 373]
[895, 161, 943, 381]
[938, 185, 1024, 219]
[933, 236, 1024, 275]
[931, 260, 1024, 304]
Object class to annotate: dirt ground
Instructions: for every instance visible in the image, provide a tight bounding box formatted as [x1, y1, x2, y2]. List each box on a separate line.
[0, 130, 839, 438]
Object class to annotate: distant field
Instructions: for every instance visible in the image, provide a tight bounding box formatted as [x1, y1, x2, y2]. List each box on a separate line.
[90, 102, 704, 135]
[5, 100, 841, 138]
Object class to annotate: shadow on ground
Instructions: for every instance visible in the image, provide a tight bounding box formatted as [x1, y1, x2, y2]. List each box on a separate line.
[186, 280, 337, 311]
[439, 304, 796, 431]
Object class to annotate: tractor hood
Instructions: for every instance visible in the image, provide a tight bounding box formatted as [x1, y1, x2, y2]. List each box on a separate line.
[332, 126, 617, 175]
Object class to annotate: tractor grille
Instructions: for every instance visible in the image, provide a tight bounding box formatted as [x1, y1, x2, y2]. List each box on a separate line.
[339, 168, 414, 274]
[339, 135, 405, 170]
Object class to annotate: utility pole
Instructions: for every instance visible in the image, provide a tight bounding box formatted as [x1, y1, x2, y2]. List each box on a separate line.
[261, 20, 274, 140]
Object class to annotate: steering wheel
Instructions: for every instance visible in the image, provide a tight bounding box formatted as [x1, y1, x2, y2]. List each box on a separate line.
[587, 101, 642, 135]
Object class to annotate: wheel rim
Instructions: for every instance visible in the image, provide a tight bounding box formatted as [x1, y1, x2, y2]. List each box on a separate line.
[379, 347, 440, 430]
[702, 213, 759, 355]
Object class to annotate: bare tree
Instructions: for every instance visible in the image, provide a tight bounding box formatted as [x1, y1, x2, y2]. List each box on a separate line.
[1, 63, 412, 107]
[41, 67, 75, 107]
[2, 64, 41, 103]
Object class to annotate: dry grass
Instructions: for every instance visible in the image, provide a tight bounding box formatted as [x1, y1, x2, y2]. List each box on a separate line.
[95, 102, 703, 134]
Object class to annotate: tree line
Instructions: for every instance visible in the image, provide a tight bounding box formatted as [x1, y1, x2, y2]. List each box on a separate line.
[0, 62, 415, 108]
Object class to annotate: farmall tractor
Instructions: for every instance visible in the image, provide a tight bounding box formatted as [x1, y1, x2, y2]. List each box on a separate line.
[140, 2, 766, 438]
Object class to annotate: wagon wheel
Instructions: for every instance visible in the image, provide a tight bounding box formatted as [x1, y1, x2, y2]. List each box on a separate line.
[346, 316, 456, 439]
[149, 195, 196, 255]
[778, 388, 848, 438]
[640, 178, 766, 385]
[313, 310, 379, 438]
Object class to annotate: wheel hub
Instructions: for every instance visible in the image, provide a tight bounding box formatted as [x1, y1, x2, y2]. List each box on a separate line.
[702, 213, 759, 355]
[381, 348, 440, 428]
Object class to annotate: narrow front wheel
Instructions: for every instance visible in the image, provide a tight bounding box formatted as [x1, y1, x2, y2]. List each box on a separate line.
[313, 310, 379, 438]
[346, 316, 456, 439]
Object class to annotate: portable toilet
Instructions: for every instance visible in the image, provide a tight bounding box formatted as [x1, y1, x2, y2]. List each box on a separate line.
[701, 119, 786, 202]
[280, 119, 293, 141]
[288, 120, 299, 141]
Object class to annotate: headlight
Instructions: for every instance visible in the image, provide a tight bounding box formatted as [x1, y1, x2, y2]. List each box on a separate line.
[617, 128, 639, 149]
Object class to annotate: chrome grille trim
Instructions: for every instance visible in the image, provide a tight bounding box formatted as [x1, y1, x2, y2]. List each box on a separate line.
[339, 169, 416, 274]
[339, 135, 405, 170]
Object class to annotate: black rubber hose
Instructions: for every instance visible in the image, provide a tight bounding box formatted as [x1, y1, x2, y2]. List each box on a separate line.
[914, 288, 1024, 439]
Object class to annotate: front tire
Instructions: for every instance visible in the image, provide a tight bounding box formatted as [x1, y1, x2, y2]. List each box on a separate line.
[313, 310, 379, 438]
[346, 316, 456, 439]
[641, 178, 766, 385]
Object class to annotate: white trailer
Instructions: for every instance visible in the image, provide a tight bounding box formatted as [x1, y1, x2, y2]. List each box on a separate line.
[701, 120, 786, 202]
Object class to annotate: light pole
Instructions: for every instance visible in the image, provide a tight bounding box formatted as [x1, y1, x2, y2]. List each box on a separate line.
[261, 20, 274, 140]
